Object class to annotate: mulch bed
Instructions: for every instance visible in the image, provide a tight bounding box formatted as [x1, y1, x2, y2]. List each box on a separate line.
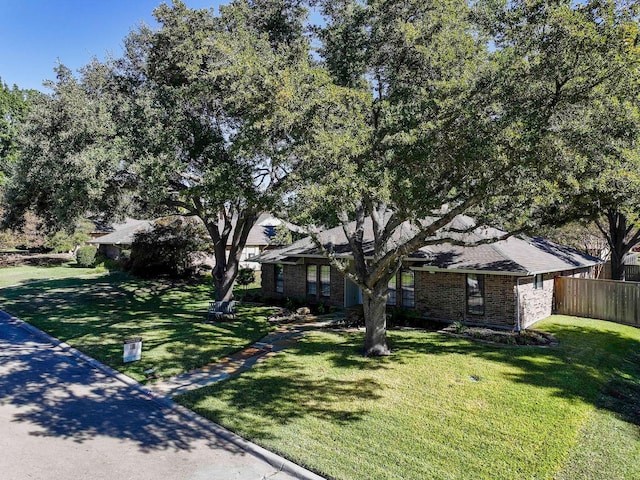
[441, 325, 557, 347]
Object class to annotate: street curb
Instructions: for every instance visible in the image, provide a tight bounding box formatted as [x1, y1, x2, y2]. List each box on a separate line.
[0, 310, 326, 480]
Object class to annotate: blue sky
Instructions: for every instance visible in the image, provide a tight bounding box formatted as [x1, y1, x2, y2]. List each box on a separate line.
[0, 1, 223, 91]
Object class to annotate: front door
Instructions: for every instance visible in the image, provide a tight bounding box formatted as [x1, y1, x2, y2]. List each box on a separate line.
[344, 279, 363, 307]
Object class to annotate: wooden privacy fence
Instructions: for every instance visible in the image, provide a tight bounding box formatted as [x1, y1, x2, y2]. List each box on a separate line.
[625, 265, 640, 282]
[554, 277, 640, 327]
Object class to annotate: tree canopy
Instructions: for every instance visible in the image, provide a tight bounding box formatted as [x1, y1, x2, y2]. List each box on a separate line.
[284, 0, 640, 355]
[3, 0, 639, 356]
[109, 0, 324, 299]
[3, 0, 324, 300]
[0, 80, 31, 187]
[529, 0, 640, 280]
[2, 64, 126, 232]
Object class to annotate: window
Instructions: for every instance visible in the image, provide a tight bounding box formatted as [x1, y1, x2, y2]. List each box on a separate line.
[466, 274, 485, 315]
[306, 265, 317, 295]
[387, 275, 397, 305]
[534, 273, 544, 290]
[275, 264, 284, 293]
[320, 265, 331, 297]
[401, 270, 415, 308]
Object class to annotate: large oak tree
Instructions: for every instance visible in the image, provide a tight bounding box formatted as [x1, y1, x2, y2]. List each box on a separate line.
[286, 0, 639, 355]
[4, 0, 321, 300]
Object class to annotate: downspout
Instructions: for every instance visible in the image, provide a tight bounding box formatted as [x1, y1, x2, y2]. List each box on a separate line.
[516, 276, 524, 332]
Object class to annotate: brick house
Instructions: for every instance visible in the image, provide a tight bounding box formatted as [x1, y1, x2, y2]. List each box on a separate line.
[257, 215, 601, 329]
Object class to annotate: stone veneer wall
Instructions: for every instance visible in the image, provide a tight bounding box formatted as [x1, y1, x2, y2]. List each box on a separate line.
[519, 267, 593, 327]
[260, 261, 344, 307]
[518, 274, 554, 328]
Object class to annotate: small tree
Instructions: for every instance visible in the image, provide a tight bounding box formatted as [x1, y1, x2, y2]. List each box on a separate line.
[236, 267, 256, 298]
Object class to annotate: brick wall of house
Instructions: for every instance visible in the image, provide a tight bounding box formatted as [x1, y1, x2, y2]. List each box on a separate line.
[415, 272, 466, 321]
[260, 261, 343, 307]
[415, 271, 518, 327]
[261, 263, 276, 296]
[264, 262, 596, 327]
[484, 275, 518, 326]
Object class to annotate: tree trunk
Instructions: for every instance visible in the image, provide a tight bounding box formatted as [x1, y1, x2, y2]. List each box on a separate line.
[610, 251, 626, 281]
[362, 292, 391, 356]
[212, 262, 237, 301]
[607, 210, 629, 281]
[206, 209, 259, 301]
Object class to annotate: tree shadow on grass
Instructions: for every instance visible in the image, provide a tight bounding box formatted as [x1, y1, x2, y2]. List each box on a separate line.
[0, 317, 252, 455]
[389, 322, 640, 428]
[178, 333, 386, 440]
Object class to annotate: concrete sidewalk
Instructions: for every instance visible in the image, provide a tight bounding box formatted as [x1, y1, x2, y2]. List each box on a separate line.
[150, 315, 341, 398]
[0, 310, 327, 480]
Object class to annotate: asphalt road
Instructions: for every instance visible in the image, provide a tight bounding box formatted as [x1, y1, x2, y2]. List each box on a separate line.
[0, 312, 307, 480]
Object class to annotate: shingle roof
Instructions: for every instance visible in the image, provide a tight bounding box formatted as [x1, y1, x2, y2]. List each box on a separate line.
[88, 214, 285, 248]
[87, 219, 153, 246]
[255, 215, 601, 275]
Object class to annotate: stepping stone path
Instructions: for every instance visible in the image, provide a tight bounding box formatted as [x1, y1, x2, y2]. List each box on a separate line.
[150, 315, 341, 398]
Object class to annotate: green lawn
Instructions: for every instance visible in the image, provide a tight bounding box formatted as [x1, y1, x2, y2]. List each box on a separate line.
[177, 316, 640, 480]
[0, 273, 274, 382]
[0, 263, 108, 288]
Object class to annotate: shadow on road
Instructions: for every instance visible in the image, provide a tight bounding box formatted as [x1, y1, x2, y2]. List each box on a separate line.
[0, 315, 250, 455]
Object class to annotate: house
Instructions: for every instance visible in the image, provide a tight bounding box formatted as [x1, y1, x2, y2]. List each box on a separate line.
[88, 219, 153, 259]
[88, 213, 287, 269]
[256, 215, 602, 329]
[238, 213, 288, 269]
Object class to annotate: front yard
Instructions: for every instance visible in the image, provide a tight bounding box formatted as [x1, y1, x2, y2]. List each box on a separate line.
[178, 316, 640, 480]
[0, 273, 273, 382]
[0, 262, 108, 288]
[1, 267, 637, 479]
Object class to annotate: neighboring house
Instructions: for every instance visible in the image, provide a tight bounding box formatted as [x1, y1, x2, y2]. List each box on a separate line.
[236, 213, 287, 270]
[257, 215, 602, 330]
[88, 219, 153, 259]
[89, 214, 288, 269]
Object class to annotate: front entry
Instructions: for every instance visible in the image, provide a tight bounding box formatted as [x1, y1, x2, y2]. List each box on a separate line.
[344, 279, 363, 307]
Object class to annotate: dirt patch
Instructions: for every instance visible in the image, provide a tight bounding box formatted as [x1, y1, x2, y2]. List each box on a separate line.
[0, 253, 74, 268]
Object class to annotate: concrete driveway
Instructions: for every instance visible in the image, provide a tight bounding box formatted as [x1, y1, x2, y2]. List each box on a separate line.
[0, 312, 316, 480]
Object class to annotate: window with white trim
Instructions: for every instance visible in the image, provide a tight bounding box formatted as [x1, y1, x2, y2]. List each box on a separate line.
[320, 265, 331, 297]
[401, 270, 415, 308]
[275, 264, 284, 293]
[306, 265, 317, 295]
[466, 274, 485, 315]
[387, 275, 397, 305]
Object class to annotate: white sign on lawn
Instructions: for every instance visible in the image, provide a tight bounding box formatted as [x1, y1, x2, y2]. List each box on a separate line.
[123, 337, 142, 363]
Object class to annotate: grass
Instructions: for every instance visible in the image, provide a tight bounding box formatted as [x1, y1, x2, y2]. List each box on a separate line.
[0, 273, 274, 382]
[177, 315, 640, 480]
[0, 262, 109, 288]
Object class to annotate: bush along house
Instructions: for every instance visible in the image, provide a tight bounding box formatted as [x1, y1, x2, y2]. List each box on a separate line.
[256, 215, 602, 330]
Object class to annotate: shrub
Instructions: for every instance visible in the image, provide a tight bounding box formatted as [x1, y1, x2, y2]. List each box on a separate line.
[76, 246, 97, 267]
[236, 267, 256, 289]
[129, 217, 211, 278]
